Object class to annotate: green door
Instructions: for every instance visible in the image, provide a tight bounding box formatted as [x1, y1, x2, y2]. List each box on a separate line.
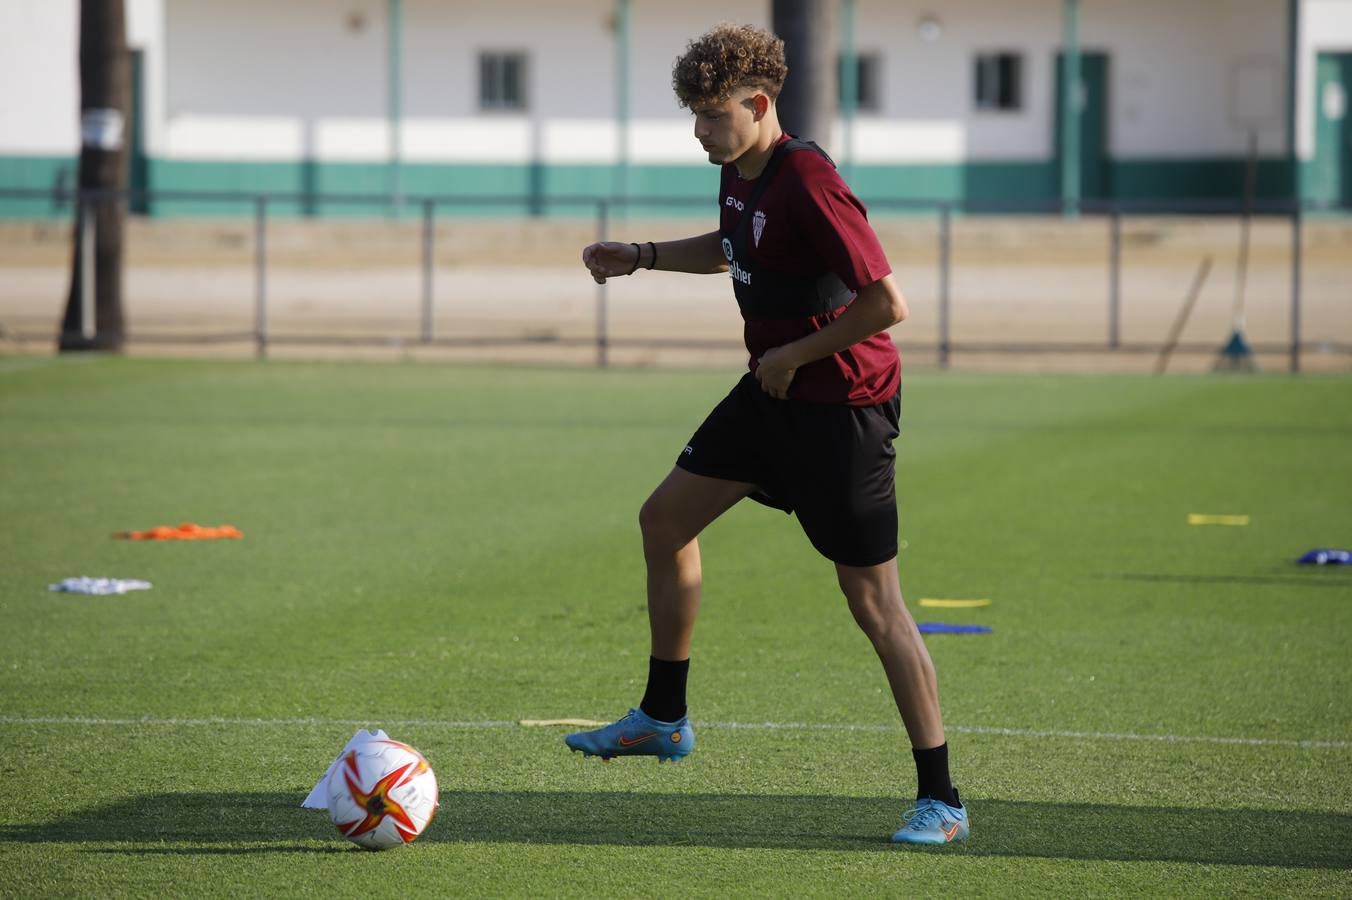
[1312, 53, 1352, 208]
[1055, 52, 1110, 201]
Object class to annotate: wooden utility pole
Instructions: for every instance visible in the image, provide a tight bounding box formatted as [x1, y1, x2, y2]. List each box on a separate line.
[772, 0, 836, 152]
[60, 0, 129, 352]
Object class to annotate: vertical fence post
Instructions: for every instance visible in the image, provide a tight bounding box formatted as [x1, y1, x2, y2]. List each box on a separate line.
[1108, 207, 1121, 349]
[421, 198, 435, 343]
[595, 199, 610, 368]
[1290, 204, 1302, 374]
[938, 204, 951, 370]
[254, 196, 268, 360]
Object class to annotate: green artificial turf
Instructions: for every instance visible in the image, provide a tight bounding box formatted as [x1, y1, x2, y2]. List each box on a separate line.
[1, 356, 1349, 896]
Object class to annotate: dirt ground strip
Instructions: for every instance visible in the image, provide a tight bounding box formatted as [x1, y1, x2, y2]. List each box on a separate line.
[2, 215, 1349, 373]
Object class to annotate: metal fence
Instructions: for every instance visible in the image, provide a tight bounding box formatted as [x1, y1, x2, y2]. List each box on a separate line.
[1, 186, 1346, 373]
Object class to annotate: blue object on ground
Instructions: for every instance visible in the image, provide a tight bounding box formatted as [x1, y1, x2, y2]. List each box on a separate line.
[1298, 549, 1352, 565]
[918, 622, 992, 635]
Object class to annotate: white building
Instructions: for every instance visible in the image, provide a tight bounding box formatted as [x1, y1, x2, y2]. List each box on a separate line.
[2, 0, 1350, 216]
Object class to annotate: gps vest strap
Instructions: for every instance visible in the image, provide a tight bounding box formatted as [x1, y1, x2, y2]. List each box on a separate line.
[725, 137, 855, 321]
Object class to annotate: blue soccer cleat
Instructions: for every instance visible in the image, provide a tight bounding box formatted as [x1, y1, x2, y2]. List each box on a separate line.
[565, 708, 694, 762]
[891, 793, 970, 845]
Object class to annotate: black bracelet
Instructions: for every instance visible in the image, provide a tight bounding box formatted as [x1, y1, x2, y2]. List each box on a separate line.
[627, 242, 641, 276]
[647, 241, 657, 270]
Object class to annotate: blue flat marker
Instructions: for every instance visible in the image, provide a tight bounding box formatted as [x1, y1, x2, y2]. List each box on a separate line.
[1298, 548, 1352, 565]
[918, 622, 992, 635]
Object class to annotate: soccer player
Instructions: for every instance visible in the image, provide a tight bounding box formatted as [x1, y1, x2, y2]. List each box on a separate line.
[570, 23, 969, 845]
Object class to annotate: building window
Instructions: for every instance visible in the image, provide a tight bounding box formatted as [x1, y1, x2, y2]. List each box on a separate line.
[974, 52, 1022, 111]
[479, 52, 527, 111]
[838, 53, 882, 113]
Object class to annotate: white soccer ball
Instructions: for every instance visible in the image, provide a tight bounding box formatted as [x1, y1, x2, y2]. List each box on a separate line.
[326, 738, 439, 850]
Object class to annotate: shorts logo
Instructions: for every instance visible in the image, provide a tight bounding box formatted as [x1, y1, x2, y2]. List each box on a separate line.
[752, 210, 766, 247]
[682, 445, 694, 455]
[721, 238, 734, 261]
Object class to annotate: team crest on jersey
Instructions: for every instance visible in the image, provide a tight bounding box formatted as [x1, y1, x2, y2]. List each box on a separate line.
[752, 210, 767, 247]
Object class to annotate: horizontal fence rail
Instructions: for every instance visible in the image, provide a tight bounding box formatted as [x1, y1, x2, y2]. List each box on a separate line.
[0, 186, 1345, 374]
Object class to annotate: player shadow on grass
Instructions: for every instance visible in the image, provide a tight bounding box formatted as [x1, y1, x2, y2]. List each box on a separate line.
[2, 790, 1349, 868]
[0, 793, 348, 855]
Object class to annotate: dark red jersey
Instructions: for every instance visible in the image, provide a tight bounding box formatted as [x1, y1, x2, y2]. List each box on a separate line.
[718, 135, 899, 406]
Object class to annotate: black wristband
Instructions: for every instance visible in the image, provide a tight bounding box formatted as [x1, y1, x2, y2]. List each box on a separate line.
[627, 242, 641, 275]
[647, 241, 657, 270]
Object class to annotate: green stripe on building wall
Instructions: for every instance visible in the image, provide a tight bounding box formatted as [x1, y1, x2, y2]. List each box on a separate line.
[1114, 158, 1296, 205]
[0, 155, 79, 217]
[144, 160, 722, 218]
[0, 154, 1316, 218]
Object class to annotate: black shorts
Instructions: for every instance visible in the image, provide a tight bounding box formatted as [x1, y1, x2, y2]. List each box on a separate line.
[675, 372, 901, 567]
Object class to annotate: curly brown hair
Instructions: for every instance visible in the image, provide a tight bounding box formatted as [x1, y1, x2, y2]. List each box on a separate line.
[672, 23, 788, 108]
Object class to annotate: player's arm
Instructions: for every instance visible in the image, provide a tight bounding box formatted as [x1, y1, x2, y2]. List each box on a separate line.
[581, 231, 726, 283]
[754, 274, 908, 400]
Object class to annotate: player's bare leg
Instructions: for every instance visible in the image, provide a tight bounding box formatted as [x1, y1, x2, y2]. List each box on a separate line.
[638, 467, 754, 659]
[836, 558, 945, 747]
[836, 558, 970, 843]
[566, 467, 751, 762]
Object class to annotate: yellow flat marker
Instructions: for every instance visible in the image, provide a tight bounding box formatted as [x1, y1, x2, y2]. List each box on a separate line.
[1187, 514, 1250, 526]
[519, 718, 607, 728]
[919, 598, 992, 609]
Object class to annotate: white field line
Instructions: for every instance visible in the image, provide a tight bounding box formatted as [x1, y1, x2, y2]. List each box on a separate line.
[0, 714, 1346, 750]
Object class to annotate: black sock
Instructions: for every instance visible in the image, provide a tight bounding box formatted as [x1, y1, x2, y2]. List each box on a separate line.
[912, 743, 960, 808]
[639, 656, 689, 723]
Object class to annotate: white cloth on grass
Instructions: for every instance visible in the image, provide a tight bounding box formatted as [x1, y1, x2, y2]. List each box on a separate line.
[48, 577, 152, 595]
[302, 728, 389, 809]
